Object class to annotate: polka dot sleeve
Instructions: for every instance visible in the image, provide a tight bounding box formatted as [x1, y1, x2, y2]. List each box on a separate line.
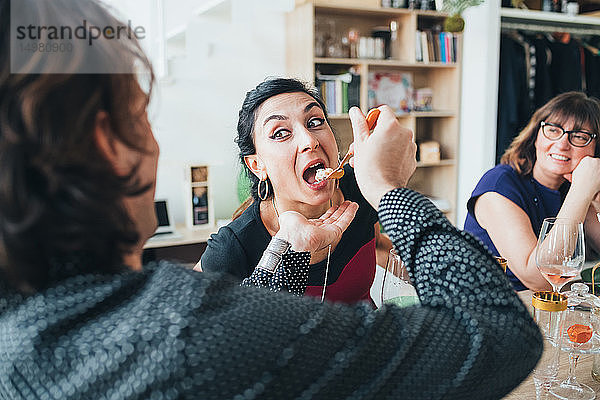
[241, 251, 311, 296]
[376, 188, 543, 397]
[378, 187, 518, 306]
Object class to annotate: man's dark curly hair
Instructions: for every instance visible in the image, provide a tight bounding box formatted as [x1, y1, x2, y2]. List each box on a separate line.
[0, 0, 155, 290]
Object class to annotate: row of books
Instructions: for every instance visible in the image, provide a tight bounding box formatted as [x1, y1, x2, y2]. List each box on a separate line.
[315, 72, 360, 115]
[415, 31, 459, 63]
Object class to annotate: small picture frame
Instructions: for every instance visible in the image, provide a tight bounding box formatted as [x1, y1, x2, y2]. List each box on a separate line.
[185, 165, 214, 229]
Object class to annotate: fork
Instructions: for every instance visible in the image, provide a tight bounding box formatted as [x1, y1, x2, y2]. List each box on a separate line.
[323, 149, 353, 180]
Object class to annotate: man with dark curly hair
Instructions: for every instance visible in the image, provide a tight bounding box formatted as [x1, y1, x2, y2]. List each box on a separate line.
[0, 0, 541, 399]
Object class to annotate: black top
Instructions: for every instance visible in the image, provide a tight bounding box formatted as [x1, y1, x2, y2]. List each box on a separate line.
[0, 188, 542, 399]
[201, 165, 378, 289]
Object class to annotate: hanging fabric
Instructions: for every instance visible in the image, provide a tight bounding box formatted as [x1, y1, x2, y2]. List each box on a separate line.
[496, 23, 600, 162]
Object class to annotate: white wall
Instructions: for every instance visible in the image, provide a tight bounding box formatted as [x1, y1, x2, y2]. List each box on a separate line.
[151, 0, 290, 224]
[456, 0, 501, 227]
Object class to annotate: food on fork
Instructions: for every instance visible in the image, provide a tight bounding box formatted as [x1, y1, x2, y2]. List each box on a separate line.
[315, 167, 345, 182]
[315, 168, 334, 182]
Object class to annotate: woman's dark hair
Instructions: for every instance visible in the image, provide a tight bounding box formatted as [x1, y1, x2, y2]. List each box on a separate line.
[233, 78, 329, 219]
[0, 0, 154, 290]
[502, 92, 600, 175]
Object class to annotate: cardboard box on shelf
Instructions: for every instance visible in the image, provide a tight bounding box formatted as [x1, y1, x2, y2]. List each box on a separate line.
[419, 141, 440, 163]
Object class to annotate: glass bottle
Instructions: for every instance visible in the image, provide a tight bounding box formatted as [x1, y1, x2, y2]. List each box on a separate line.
[531, 291, 567, 400]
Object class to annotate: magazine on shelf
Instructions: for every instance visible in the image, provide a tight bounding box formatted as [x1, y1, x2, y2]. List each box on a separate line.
[368, 71, 413, 113]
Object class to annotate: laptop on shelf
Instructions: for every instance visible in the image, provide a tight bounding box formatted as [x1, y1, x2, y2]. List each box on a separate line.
[147, 199, 182, 242]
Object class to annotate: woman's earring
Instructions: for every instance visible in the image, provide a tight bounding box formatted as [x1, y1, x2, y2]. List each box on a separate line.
[258, 178, 269, 201]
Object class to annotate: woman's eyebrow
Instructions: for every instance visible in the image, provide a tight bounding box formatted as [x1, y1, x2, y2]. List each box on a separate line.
[262, 102, 322, 126]
[304, 102, 320, 113]
[263, 114, 287, 126]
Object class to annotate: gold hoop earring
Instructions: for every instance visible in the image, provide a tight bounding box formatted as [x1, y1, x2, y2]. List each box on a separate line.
[258, 178, 269, 201]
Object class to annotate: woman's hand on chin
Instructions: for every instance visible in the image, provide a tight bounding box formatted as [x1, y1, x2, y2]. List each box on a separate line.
[569, 156, 600, 203]
[275, 201, 358, 253]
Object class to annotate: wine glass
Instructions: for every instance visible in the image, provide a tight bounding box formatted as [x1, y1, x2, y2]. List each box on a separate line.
[536, 218, 585, 293]
[550, 283, 600, 400]
[380, 248, 418, 307]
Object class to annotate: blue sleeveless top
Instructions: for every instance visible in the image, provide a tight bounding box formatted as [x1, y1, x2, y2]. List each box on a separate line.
[464, 164, 568, 291]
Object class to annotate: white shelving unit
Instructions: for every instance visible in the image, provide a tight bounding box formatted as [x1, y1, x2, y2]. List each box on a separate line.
[287, 0, 462, 222]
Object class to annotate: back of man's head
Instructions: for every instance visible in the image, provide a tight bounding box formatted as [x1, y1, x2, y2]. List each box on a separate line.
[0, 0, 154, 291]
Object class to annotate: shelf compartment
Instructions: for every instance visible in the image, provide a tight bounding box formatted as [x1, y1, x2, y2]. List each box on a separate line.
[416, 117, 459, 160]
[407, 166, 457, 217]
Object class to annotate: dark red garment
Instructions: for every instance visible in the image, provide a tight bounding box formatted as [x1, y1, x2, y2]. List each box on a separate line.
[305, 238, 376, 306]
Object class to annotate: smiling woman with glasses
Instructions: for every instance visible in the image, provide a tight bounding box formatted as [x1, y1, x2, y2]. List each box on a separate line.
[464, 92, 600, 292]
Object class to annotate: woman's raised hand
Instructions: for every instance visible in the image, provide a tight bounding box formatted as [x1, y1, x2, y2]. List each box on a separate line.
[275, 201, 358, 253]
[569, 156, 600, 203]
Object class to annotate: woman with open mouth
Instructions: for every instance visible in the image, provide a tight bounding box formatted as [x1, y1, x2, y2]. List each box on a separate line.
[196, 78, 392, 306]
[464, 92, 600, 291]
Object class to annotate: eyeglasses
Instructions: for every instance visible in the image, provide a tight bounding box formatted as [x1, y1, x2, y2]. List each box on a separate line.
[540, 121, 597, 147]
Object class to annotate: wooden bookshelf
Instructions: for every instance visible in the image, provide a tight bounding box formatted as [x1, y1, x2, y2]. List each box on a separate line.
[286, 0, 462, 222]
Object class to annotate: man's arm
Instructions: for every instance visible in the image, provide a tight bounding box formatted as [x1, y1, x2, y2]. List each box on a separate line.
[210, 106, 542, 399]
[209, 187, 542, 399]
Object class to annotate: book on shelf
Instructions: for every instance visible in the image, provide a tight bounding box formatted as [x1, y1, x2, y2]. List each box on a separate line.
[431, 31, 440, 62]
[444, 33, 451, 63]
[452, 34, 458, 62]
[415, 31, 423, 62]
[438, 33, 444, 62]
[416, 30, 459, 63]
[427, 31, 435, 63]
[420, 31, 429, 63]
[316, 71, 360, 115]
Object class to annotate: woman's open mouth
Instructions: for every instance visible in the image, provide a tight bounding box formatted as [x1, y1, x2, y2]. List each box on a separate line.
[302, 161, 329, 189]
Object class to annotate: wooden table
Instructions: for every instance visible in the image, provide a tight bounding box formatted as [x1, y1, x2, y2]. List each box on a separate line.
[142, 224, 216, 265]
[504, 291, 600, 399]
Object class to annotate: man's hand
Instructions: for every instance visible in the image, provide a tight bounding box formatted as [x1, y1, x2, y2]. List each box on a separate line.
[275, 201, 358, 253]
[349, 106, 417, 209]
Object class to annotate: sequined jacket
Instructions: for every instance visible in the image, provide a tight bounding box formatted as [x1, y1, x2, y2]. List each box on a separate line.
[0, 188, 542, 399]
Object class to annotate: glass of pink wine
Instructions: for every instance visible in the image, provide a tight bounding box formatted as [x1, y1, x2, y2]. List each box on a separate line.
[536, 218, 585, 294]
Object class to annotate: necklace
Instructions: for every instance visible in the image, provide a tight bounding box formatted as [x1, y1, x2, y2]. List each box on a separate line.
[271, 195, 333, 303]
